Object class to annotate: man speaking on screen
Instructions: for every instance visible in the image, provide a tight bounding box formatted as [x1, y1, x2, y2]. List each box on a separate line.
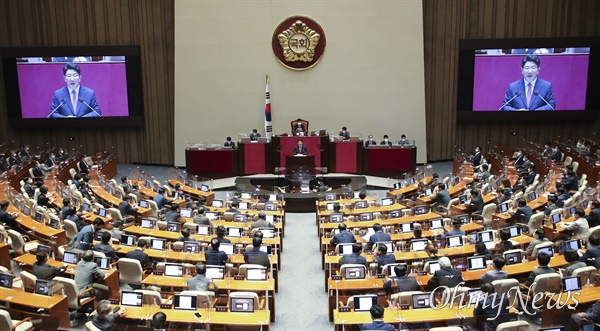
[49, 63, 101, 118]
[501, 55, 556, 111]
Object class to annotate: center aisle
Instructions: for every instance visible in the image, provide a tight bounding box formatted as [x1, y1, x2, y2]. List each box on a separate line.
[273, 212, 331, 330]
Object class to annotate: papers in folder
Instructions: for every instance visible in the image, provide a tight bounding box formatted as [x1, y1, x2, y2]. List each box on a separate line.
[294, 154, 306, 157]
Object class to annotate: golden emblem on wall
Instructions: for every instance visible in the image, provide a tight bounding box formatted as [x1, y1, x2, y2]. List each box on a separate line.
[278, 20, 320, 62]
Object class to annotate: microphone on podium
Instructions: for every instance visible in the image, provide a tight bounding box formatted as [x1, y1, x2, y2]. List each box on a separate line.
[48, 99, 66, 118]
[497, 91, 521, 111]
[533, 91, 555, 110]
[78, 98, 101, 117]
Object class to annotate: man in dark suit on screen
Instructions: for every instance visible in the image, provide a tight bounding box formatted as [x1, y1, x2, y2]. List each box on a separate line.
[502, 55, 555, 111]
[293, 139, 308, 156]
[49, 63, 101, 118]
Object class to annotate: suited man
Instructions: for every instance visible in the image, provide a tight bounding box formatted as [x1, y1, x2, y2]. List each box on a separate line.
[94, 232, 119, 262]
[474, 283, 510, 331]
[561, 170, 579, 192]
[586, 201, 600, 228]
[187, 263, 217, 291]
[512, 150, 525, 167]
[74, 250, 105, 293]
[374, 244, 396, 271]
[193, 208, 210, 225]
[330, 223, 356, 246]
[339, 243, 367, 266]
[398, 134, 410, 146]
[471, 146, 482, 166]
[510, 198, 533, 225]
[427, 257, 464, 288]
[78, 157, 90, 174]
[153, 188, 172, 209]
[223, 137, 236, 149]
[580, 235, 600, 262]
[70, 218, 104, 250]
[502, 55, 555, 111]
[368, 223, 392, 248]
[251, 211, 273, 229]
[31, 161, 44, 178]
[383, 264, 419, 293]
[33, 251, 65, 279]
[49, 63, 101, 118]
[524, 252, 558, 287]
[430, 183, 451, 207]
[205, 239, 229, 266]
[293, 118, 306, 134]
[480, 256, 508, 283]
[468, 190, 484, 215]
[0, 200, 19, 229]
[293, 139, 308, 156]
[118, 195, 138, 220]
[542, 142, 553, 157]
[526, 165, 536, 185]
[380, 135, 392, 147]
[556, 188, 569, 208]
[7, 152, 19, 166]
[125, 239, 152, 269]
[20, 146, 32, 159]
[339, 127, 350, 140]
[92, 300, 127, 331]
[244, 237, 270, 267]
[249, 129, 261, 141]
[551, 146, 563, 162]
[525, 228, 550, 257]
[45, 153, 56, 168]
[363, 134, 376, 147]
[517, 155, 532, 173]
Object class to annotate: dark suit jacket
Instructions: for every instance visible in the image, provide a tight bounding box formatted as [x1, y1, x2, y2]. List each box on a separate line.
[368, 231, 392, 247]
[551, 151, 563, 162]
[339, 253, 367, 266]
[562, 176, 579, 192]
[45, 158, 55, 168]
[50, 86, 101, 118]
[339, 131, 350, 140]
[512, 154, 525, 167]
[243, 247, 270, 267]
[293, 145, 308, 155]
[125, 249, 151, 268]
[511, 206, 533, 224]
[524, 265, 557, 287]
[427, 266, 464, 288]
[580, 246, 600, 262]
[380, 140, 392, 147]
[472, 152, 482, 166]
[31, 166, 43, 178]
[375, 254, 396, 271]
[205, 249, 228, 266]
[330, 230, 356, 246]
[383, 275, 420, 293]
[118, 201, 137, 217]
[502, 78, 555, 111]
[365, 140, 377, 147]
[474, 294, 510, 331]
[0, 209, 19, 229]
[249, 133, 261, 141]
[585, 209, 600, 228]
[469, 196, 484, 214]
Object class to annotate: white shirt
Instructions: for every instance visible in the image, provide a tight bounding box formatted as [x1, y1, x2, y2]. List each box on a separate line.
[565, 217, 590, 238]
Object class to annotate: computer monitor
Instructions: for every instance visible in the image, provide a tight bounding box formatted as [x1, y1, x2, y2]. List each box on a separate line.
[266, 214, 275, 223]
[36, 244, 51, 255]
[428, 262, 441, 274]
[23, 205, 31, 216]
[62, 250, 80, 264]
[393, 182, 402, 190]
[94, 257, 111, 270]
[478, 231, 494, 243]
[484, 185, 493, 194]
[326, 203, 336, 211]
[140, 219, 154, 229]
[105, 185, 113, 195]
[196, 225, 210, 235]
[144, 180, 152, 189]
[537, 246, 554, 257]
[205, 266, 225, 280]
[507, 226, 521, 238]
[412, 293, 433, 309]
[82, 203, 91, 212]
[34, 211, 43, 222]
[359, 212, 373, 221]
[212, 200, 223, 208]
[561, 239, 582, 253]
[414, 206, 428, 215]
[164, 263, 184, 277]
[230, 297, 255, 313]
[329, 213, 343, 223]
[454, 214, 470, 224]
[353, 192, 361, 199]
[120, 291, 143, 307]
[467, 256, 487, 271]
[446, 235, 463, 248]
[200, 184, 210, 192]
[93, 231, 104, 241]
[98, 208, 107, 218]
[220, 243, 234, 256]
[258, 245, 273, 255]
[0, 273, 14, 288]
[355, 200, 368, 209]
[259, 228, 274, 238]
[389, 210, 401, 219]
[529, 192, 537, 201]
[562, 276, 581, 292]
[226, 227, 242, 237]
[246, 267, 267, 281]
[265, 203, 277, 211]
[505, 251, 522, 265]
[353, 295, 377, 312]
[180, 208, 192, 218]
[206, 212, 217, 220]
[34, 279, 54, 296]
[187, 180, 194, 188]
[381, 198, 393, 206]
[339, 243, 354, 255]
[400, 223, 413, 233]
[167, 222, 181, 233]
[269, 194, 277, 202]
[150, 238, 166, 251]
[120, 234, 135, 246]
[582, 199, 589, 209]
[551, 213, 562, 224]
[430, 218, 444, 229]
[425, 188, 433, 196]
[408, 178, 416, 185]
[454, 176, 461, 185]
[49, 218, 60, 229]
[458, 194, 468, 204]
[499, 202, 509, 213]
[240, 192, 252, 200]
[177, 175, 185, 183]
[139, 200, 149, 208]
[173, 294, 197, 310]
[238, 202, 248, 210]
[410, 239, 429, 252]
[417, 172, 425, 180]
[375, 241, 394, 254]
[325, 193, 337, 201]
[233, 214, 247, 223]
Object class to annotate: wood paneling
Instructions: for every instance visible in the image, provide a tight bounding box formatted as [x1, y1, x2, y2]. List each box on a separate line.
[0, 0, 174, 165]
[423, 0, 600, 161]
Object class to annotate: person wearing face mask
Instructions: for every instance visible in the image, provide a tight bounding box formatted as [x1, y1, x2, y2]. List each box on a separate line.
[49, 63, 101, 118]
[541, 141, 553, 157]
[339, 126, 350, 140]
[470, 146, 482, 166]
[20, 146, 32, 159]
[511, 149, 525, 167]
[551, 145, 563, 162]
[380, 135, 392, 147]
[7, 151, 19, 166]
[365, 134, 377, 147]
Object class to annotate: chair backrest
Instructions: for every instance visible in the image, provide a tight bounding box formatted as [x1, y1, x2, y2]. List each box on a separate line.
[481, 203, 497, 227]
[492, 278, 520, 308]
[0, 309, 15, 330]
[530, 273, 561, 294]
[7, 230, 25, 255]
[63, 220, 78, 240]
[85, 321, 102, 331]
[572, 266, 597, 285]
[92, 251, 106, 259]
[134, 289, 163, 305]
[53, 276, 80, 309]
[69, 168, 77, 179]
[571, 161, 579, 173]
[108, 208, 122, 221]
[180, 290, 215, 308]
[564, 156, 573, 167]
[530, 242, 554, 257]
[579, 174, 587, 186]
[20, 270, 37, 290]
[392, 291, 423, 307]
[117, 258, 143, 285]
[440, 286, 470, 305]
[527, 212, 545, 234]
[162, 185, 172, 197]
[586, 226, 600, 245]
[127, 193, 138, 204]
[229, 291, 260, 310]
[146, 200, 159, 217]
[496, 320, 530, 331]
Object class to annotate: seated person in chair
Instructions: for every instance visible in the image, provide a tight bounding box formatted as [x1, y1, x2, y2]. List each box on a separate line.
[360, 304, 395, 331]
[243, 237, 270, 268]
[292, 118, 306, 135]
[339, 126, 350, 140]
[92, 300, 127, 331]
[33, 251, 65, 279]
[187, 263, 217, 291]
[74, 250, 105, 297]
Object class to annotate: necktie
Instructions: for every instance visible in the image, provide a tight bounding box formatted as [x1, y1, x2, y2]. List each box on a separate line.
[526, 83, 532, 107]
[71, 90, 77, 113]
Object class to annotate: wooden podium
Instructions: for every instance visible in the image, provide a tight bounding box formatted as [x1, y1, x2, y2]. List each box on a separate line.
[285, 155, 315, 168]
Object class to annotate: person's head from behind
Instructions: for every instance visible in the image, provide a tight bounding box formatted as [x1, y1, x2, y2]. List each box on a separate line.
[493, 256, 506, 270]
[121, 176, 128, 183]
[36, 251, 48, 263]
[352, 243, 362, 254]
[210, 238, 220, 251]
[475, 241, 487, 255]
[257, 211, 267, 220]
[438, 183, 445, 191]
[369, 303, 385, 320]
[591, 201, 600, 211]
[137, 238, 147, 249]
[97, 300, 112, 317]
[333, 203, 341, 213]
[482, 164, 489, 172]
[574, 208, 585, 219]
[394, 264, 408, 277]
[152, 311, 167, 329]
[0, 200, 9, 210]
[181, 227, 190, 238]
[373, 223, 383, 232]
[499, 228, 511, 241]
[63, 63, 82, 90]
[68, 206, 77, 216]
[40, 186, 48, 195]
[521, 55, 540, 83]
[171, 204, 179, 212]
[93, 218, 105, 231]
[101, 231, 111, 244]
[114, 220, 123, 230]
[216, 225, 226, 237]
[547, 196, 556, 205]
[231, 201, 239, 209]
[537, 251, 550, 266]
[123, 195, 132, 204]
[375, 244, 387, 256]
[252, 236, 262, 248]
[452, 220, 462, 229]
[564, 249, 579, 263]
[425, 244, 438, 256]
[439, 256, 451, 269]
[533, 227, 545, 240]
[413, 228, 422, 239]
[471, 190, 480, 198]
[359, 191, 367, 200]
[481, 282, 495, 295]
[517, 198, 526, 207]
[195, 262, 206, 276]
[82, 249, 94, 262]
[589, 234, 600, 247]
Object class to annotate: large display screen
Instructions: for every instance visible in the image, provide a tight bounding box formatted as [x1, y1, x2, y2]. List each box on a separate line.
[1, 46, 144, 128]
[457, 38, 600, 121]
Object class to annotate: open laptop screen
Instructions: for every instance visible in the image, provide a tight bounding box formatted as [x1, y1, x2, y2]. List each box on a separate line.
[353, 295, 377, 312]
[381, 197, 393, 206]
[246, 268, 267, 281]
[400, 222, 413, 233]
[212, 200, 223, 208]
[205, 266, 225, 280]
[430, 218, 443, 229]
[167, 222, 181, 232]
[428, 262, 441, 275]
[34, 279, 53, 296]
[230, 297, 255, 313]
[226, 227, 242, 237]
[478, 231, 494, 243]
[220, 243, 234, 256]
[164, 263, 183, 277]
[446, 235, 463, 248]
[140, 219, 154, 229]
[241, 192, 252, 200]
[63, 250, 80, 264]
[120, 291, 143, 307]
[174, 294, 197, 310]
[150, 239, 166, 251]
[0, 273, 14, 288]
[182, 241, 200, 253]
[329, 213, 343, 223]
[180, 208, 192, 218]
[562, 276, 581, 291]
[410, 239, 429, 252]
[120, 234, 135, 246]
[139, 200, 149, 208]
[468, 256, 487, 271]
[505, 251, 522, 265]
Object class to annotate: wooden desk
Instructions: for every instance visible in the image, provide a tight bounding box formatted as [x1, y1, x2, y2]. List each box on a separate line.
[387, 177, 433, 198]
[167, 179, 215, 204]
[0, 243, 11, 270]
[90, 184, 152, 217]
[542, 285, 600, 327]
[13, 253, 121, 299]
[0, 286, 70, 329]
